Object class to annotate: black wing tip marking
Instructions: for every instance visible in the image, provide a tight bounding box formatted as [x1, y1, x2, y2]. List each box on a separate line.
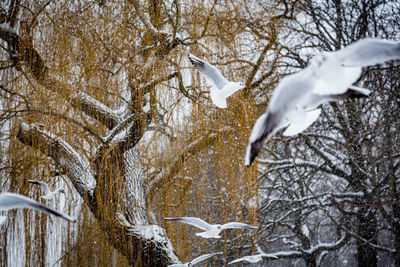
[331, 88, 370, 101]
[246, 112, 281, 167]
[32, 201, 76, 223]
[246, 141, 264, 167]
[345, 88, 370, 98]
[188, 54, 205, 71]
[164, 217, 180, 221]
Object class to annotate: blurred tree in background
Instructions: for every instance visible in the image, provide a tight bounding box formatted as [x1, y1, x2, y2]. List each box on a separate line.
[255, 1, 400, 266]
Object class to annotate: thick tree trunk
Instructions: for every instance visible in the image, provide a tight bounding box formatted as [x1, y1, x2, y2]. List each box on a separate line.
[1, 17, 183, 265]
[305, 254, 317, 267]
[393, 199, 400, 267]
[17, 121, 179, 266]
[356, 194, 377, 267]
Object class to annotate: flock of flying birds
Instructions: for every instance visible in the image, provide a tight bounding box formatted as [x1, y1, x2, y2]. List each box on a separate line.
[189, 38, 400, 167]
[0, 38, 399, 265]
[169, 38, 400, 265]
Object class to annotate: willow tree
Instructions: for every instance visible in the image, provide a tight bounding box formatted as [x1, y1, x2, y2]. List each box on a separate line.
[0, 0, 285, 265]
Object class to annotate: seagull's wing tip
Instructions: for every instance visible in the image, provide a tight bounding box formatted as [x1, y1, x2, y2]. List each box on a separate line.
[244, 158, 251, 167]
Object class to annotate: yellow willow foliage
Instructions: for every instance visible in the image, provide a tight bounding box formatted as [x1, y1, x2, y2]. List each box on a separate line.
[0, 0, 283, 265]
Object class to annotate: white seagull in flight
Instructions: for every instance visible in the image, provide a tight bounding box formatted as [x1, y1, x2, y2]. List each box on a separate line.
[28, 179, 65, 200]
[188, 54, 246, 108]
[245, 38, 400, 166]
[0, 192, 76, 222]
[228, 253, 278, 264]
[169, 252, 222, 267]
[229, 245, 278, 264]
[165, 217, 257, 239]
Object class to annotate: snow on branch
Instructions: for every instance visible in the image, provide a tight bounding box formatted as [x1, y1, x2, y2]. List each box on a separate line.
[0, 26, 47, 81]
[301, 232, 350, 255]
[17, 122, 95, 198]
[71, 91, 121, 130]
[0, 24, 124, 131]
[116, 213, 180, 265]
[140, 71, 181, 94]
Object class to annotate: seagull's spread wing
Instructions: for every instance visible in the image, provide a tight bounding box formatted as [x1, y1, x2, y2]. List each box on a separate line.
[336, 38, 400, 67]
[164, 217, 212, 231]
[191, 252, 222, 265]
[245, 111, 283, 166]
[188, 54, 229, 89]
[28, 179, 51, 195]
[245, 69, 317, 166]
[306, 86, 371, 110]
[0, 192, 76, 222]
[229, 255, 261, 264]
[229, 254, 278, 265]
[222, 222, 257, 230]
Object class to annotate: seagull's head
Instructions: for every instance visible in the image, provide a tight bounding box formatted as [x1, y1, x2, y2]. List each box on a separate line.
[234, 82, 247, 90]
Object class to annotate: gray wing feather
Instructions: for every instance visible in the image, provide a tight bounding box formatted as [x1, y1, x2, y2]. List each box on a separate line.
[164, 217, 212, 231]
[0, 193, 76, 222]
[222, 222, 257, 230]
[191, 252, 222, 265]
[245, 111, 282, 166]
[28, 179, 51, 195]
[337, 38, 400, 66]
[306, 86, 371, 109]
[188, 54, 229, 89]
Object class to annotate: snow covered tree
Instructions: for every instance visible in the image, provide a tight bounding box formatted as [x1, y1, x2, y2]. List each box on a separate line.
[0, 0, 285, 265]
[252, 1, 400, 266]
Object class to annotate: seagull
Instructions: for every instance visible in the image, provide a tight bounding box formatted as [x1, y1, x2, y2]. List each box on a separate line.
[229, 245, 278, 264]
[228, 253, 278, 264]
[188, 53, 246, 108]
[0, 192, 76, 222]
[164, 217, 257, 238]
[169, 252, 222, 267]
[28, 179, 65, 200]
[245, 38, 400, 166]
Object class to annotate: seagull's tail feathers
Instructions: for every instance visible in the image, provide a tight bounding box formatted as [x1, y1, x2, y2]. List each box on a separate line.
[220, 84, 244, 100]
[245, 111, 281, 167]
[210, 91, 227, 108]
